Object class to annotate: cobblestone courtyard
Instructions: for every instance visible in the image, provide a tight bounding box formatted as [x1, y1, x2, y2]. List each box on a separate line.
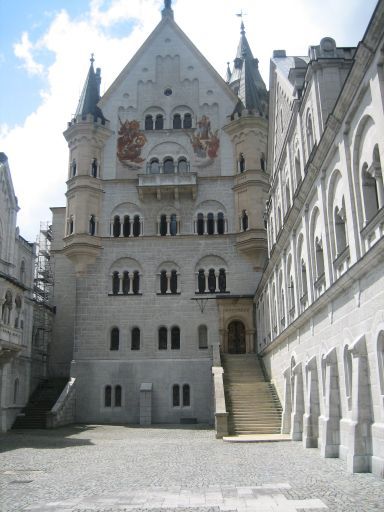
[0, 425, 383, 511]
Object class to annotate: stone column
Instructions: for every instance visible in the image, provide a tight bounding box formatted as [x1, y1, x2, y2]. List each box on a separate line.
[291, 362, 304, 441]
[303, 355, 320, 448]
[282, 366, 292, 434]
[319, 347, 341, 458]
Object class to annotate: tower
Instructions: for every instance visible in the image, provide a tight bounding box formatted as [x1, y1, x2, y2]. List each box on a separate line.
[224, 21, 269, 271]
[62, 56, 112, 275]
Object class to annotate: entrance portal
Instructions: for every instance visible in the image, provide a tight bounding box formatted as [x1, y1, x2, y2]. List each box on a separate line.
[228, 321, 246, 354]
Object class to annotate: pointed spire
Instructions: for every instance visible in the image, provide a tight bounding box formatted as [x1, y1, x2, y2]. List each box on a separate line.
[228, 19, 268, 117]
[162, 0, 174, 20]
[226, 62, 232, 83]
[75, 55, 106, 122]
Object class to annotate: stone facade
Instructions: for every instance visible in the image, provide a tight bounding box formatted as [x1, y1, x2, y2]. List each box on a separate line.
[49, 0, 384, 478]
[256, 1, 384, 477]
[0, 153, 36, 431]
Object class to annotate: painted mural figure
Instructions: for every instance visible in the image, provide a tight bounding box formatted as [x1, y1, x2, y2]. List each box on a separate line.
[117, 118, 147, 167]
[187, 115, 220, 165]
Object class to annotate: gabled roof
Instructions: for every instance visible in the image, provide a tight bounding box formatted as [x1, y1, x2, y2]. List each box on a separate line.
[0, 153, 19, 211]
[75, 56, 107, 122]
[99, 10, 238, 108]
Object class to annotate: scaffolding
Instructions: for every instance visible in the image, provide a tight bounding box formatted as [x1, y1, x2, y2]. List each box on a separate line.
[32, 222, 54, 383]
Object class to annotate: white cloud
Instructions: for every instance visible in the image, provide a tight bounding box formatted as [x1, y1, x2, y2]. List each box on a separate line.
[0, 0, 377, 241]
[14, 32, 44, 76]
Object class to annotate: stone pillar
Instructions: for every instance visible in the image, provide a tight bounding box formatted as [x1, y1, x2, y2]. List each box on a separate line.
[139, 383, 152, 426]
[291, 362, 304, 441]
[346, 335, 373, 473]
[282, 366, 292, 434]
[319, 347, 341, 458]
[303, 356, 320, 448]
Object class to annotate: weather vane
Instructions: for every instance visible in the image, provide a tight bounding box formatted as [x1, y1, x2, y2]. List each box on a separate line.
[236, 10, 247, 20]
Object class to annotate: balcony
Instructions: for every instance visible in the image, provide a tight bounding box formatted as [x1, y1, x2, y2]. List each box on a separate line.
[0, 323, 23, 363]
[137, 172, 197, 200]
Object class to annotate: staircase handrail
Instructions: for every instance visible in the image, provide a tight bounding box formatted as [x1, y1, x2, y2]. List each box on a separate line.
[212, 345, 228, 438]
[46, 378, 76, 428]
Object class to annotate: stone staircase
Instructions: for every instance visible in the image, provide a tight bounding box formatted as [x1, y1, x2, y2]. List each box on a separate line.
[12, 378, 68, 429]
[222, 353, 282, 435]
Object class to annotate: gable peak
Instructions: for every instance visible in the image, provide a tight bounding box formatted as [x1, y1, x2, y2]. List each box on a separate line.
[162, 0, 174, 20]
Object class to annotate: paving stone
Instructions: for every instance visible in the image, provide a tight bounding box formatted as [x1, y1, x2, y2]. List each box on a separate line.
[0, 425, 383, 511]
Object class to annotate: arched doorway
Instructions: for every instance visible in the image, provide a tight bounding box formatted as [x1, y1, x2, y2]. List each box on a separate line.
[228, 321, 246, 354]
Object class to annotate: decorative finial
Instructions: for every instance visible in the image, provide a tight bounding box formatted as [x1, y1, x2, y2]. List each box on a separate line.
[162, 0, 174, 19]
[236, 10, 246, 34]
[90, 53, 95, 65]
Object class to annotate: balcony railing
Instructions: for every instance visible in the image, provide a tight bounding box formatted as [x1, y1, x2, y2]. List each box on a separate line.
[137, 172, 197, 200]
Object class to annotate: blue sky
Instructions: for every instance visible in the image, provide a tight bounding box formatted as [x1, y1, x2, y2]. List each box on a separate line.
[0, 0, 379, 240]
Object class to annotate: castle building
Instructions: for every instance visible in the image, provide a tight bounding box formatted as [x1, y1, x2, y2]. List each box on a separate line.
[46, 0, 384, 477]
[0, 153, 36, 431]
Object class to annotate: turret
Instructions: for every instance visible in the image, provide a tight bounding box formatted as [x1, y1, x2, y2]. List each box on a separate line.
[224, 21, 269, 271]
[62, 56, 112, 275]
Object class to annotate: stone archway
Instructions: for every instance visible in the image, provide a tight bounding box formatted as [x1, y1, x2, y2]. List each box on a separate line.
[228, 321, 246, 354]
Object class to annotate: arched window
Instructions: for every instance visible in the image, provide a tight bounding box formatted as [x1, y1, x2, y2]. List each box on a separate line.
[159, 327, 167, 350]
[285, 182, 291, 210]
[171, 326, 180, 350]
[260, 153, 266, 171]
[217, 212, 225, 234]
[2, 291, 12, 325]
[241, 210, 248, 231]
[91, 158, 98, 178]
[115, 385, 122, 407]
[122, 271, 130, 295]
[150, 158, 160, 174]
[133, 215, 141, 237]
[14, 295, 22, 328]
[289, 275, 295, 315]
[160, 215, 167, 236]
[198, 325, 208, 349]
[160, 270, 168, 294]
[20, 260, 26, 284]
[110, 327, 119, 351]
[207, 213, 214, 235]
[197, 213, 204, 235]
[301, 260, 308, 297]
[295, 152, 302, 187]
[239, 153, 245, 173]
[71, 158, 77, 177]
[172, 384, 180, 406]
[281, 289, 286, 326]
[178, 158, 188, 173]
[198, 269, 205, 293]
[13, 378, 19, 404]
[170, 214, 177, 236]
[105, 386, 112, 407]
[306, 113, 314, 154]
[362, 162, 379, 224]
[123, 215, 130, 237]
[183, 113, 192, 129]
[173, 114, 182, 129]
[334, 204, 347, 255]
[208, 268, 216, 293]
[170, 270, 178, 294]
[89, 215, 96, 235]
[112, 272, 120, 295]
[145, 115, 153, 130]
[113, 216, 121, 238]
[163, 158, 174, 174]
[155, 114, 164, 130]
[131, 327, 140, 350]
[218, 268, 226, 292]
[132, 271, 140, 294]
[183, 384, 190, 406]
[315, 237, 325, 278]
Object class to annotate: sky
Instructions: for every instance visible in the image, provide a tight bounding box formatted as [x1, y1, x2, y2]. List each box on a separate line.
[0, 0, 378, 241]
